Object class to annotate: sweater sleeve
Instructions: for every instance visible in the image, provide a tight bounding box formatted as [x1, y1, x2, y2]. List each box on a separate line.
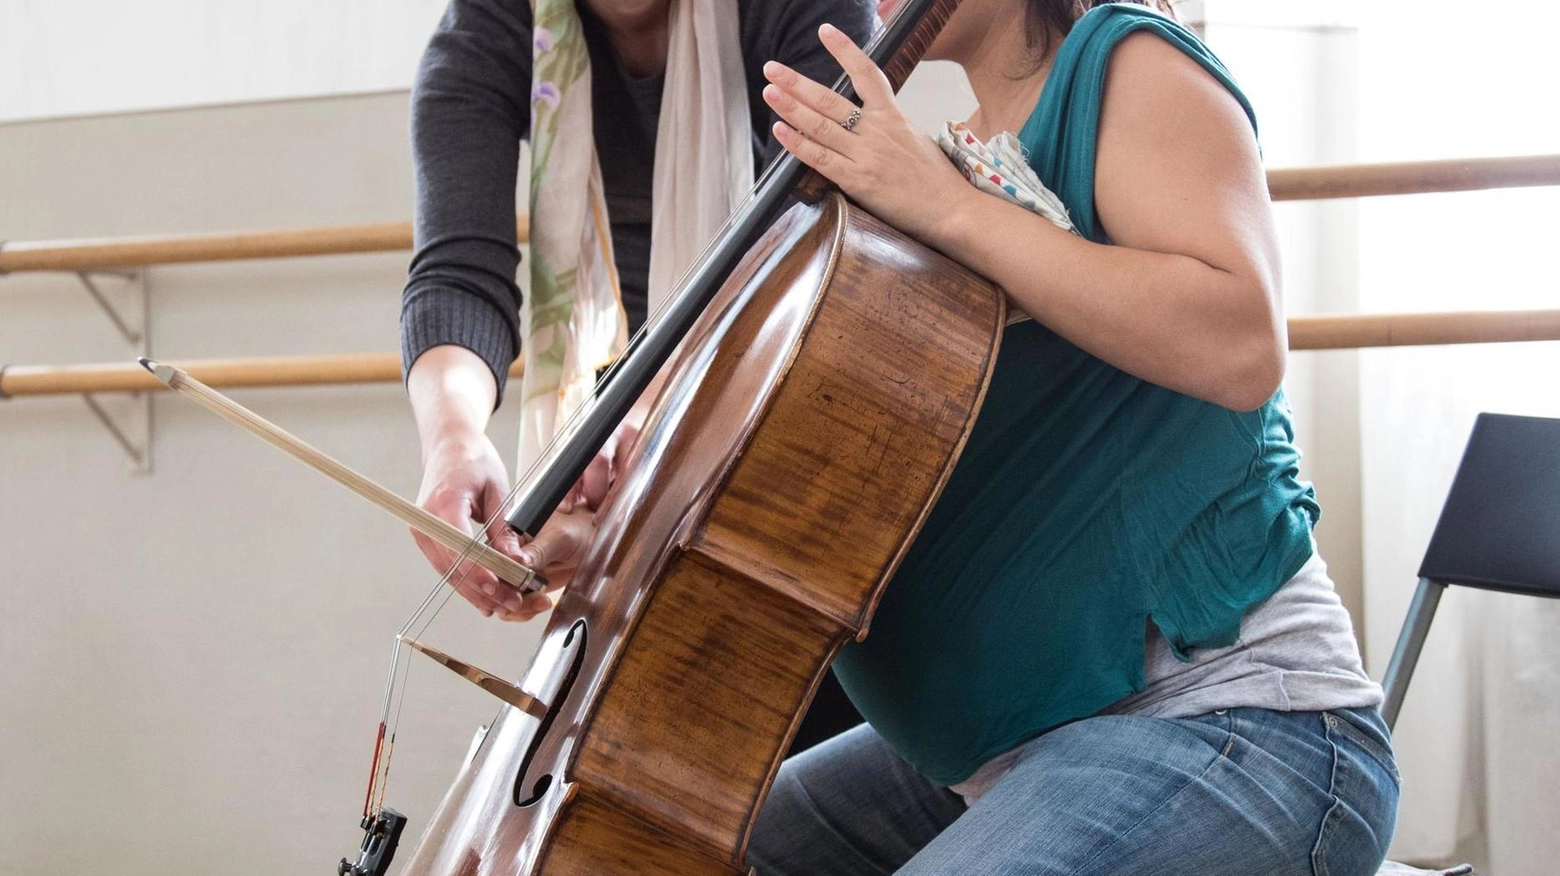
[400, 0, 533, 406]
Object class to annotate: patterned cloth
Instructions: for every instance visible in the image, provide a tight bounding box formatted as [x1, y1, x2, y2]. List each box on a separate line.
[934, 120, 1075, 325]
[935, 120, 1075, 233]
[520, 0, 751, 472]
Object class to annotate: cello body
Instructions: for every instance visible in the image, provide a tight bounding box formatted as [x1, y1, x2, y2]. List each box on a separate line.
[401, 193, 1003, 875]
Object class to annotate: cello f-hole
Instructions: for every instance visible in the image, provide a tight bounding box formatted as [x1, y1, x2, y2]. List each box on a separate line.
[513, 619, 589, 808]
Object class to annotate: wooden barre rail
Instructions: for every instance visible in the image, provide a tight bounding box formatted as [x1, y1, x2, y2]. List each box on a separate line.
[1285, 309, 1560, 350]
[4, 310, 1558, 398]
[0, 217, 531, 274]
[1266, 153, 1560, 202]
[0, 353, 524, 397]
[1, 155, 1556, 275]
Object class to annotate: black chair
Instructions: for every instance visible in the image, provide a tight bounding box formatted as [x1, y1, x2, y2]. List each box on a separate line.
[1380, 412, 1560, 730]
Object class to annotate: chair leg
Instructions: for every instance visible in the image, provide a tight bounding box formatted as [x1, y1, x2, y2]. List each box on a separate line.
[1380, 577, 1447, 732]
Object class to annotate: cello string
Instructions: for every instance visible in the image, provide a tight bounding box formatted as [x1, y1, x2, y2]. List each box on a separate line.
[375, 645, 419, 817]
[370, 573, 463, 813]
[366, 568, 455, 815]
[368, 649, 399, 817]
[364, 635, 404, 817]
[371, 637, 415, 817]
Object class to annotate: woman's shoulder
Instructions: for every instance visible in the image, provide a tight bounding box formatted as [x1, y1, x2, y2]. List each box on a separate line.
[1086, 10, 1255, 132]
[1095, 25, 1257, 156]
[1088, 18, 1273, 307]
[1104, 30, 1242, 113]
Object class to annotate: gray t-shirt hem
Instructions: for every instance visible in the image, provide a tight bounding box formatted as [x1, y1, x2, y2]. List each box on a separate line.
[951, 547, 1382, 804]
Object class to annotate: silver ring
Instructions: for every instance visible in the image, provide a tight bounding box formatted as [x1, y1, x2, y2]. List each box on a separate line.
[841, 107, 862, 132]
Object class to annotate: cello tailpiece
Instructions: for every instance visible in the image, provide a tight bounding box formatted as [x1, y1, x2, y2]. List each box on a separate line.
[338, 808, 407, 876]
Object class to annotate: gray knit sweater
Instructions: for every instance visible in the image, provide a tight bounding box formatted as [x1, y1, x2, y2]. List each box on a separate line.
[399, 0, 877, 404]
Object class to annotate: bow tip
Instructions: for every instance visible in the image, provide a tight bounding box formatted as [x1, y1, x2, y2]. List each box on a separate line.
[137, 357, 177, 386]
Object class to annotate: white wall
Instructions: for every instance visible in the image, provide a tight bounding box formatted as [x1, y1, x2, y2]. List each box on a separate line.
[0, 92, 535, 876]
[0, 0, 448, 123]
[1355, 4, 1560, 872]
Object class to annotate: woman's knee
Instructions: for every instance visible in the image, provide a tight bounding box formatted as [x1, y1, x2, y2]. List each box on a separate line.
[748, 724, 962, 876]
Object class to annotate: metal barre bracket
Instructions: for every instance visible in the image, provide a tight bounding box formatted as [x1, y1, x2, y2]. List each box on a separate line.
[76, 270, 145, 345]
[76, 269, 153, 473]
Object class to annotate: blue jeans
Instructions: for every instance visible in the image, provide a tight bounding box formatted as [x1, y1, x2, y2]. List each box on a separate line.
[748, 707, 1399, 876]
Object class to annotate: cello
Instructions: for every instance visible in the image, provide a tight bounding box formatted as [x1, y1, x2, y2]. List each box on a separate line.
[381, 0, 1005, 872]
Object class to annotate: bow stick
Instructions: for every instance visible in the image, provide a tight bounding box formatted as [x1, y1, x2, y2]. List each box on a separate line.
[139, 357, 545, 593]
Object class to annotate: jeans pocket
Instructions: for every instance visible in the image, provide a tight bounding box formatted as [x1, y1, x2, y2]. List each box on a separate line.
[1324, 710, 1400, 782]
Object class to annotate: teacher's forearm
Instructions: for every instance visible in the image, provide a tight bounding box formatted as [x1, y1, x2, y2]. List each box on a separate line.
[408, 345, 500, 458]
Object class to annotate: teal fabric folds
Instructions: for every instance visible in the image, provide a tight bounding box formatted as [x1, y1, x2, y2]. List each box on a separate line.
[832, 4, 1317, 786]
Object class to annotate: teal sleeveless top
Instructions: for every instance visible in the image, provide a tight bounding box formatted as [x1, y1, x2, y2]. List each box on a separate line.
[831, 4, 1321, 786]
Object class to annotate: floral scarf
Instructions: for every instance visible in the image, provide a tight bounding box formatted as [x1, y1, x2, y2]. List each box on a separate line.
[520, 0, 751, 473]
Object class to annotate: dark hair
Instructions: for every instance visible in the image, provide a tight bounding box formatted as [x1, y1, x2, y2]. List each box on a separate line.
[1025, 1, 1178, 60]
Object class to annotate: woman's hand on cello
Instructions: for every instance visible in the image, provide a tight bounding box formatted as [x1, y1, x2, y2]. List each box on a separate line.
[763, 24, 969, 248]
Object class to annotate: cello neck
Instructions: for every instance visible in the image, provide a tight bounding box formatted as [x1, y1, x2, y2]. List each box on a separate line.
[879, 0, 965, 94]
